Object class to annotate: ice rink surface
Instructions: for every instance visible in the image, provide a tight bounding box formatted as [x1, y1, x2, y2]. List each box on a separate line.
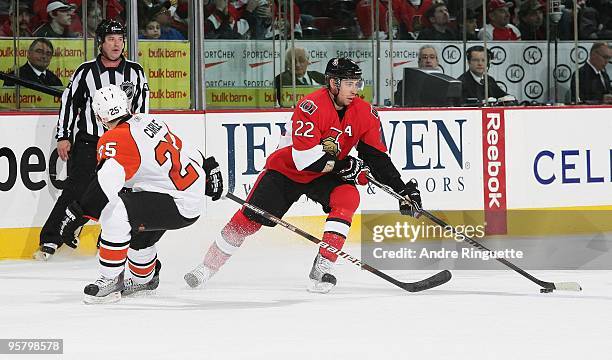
[1, 221, 611, 360]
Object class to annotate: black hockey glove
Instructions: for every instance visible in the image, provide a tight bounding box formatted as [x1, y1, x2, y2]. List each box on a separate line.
[59, 201, 89, 249]
[203, 156, 223, 201]
[336, 156, 369, 185]
[398, 179, 422, 218]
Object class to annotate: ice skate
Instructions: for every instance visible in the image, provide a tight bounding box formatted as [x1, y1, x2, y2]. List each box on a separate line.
[122, 260, 162, 297]
[307, 253, 337, 294]
[33, 243, 57, 261]
[184, 263, 213, 288]
[83, 272, 124, 304]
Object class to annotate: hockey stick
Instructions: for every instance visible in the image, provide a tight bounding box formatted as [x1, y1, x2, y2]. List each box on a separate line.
[224, 192, 452, 293]
[365, 173, 582, 293]
[0, 71, 64, 97]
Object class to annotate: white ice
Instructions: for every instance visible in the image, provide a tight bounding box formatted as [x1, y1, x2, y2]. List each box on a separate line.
[1, 220, 611, 360]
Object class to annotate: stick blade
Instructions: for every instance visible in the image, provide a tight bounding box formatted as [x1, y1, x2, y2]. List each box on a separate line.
[400, 270, 452, 292]
[554, 282, 582, 292]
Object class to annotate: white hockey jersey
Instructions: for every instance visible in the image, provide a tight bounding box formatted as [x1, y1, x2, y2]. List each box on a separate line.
[96, 113, 206, 219]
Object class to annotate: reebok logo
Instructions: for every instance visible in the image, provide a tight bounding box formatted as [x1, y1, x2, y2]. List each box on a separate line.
[482, 109, 507, 235]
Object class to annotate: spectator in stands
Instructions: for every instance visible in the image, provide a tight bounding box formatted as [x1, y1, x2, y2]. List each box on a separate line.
[356, 0, 400, 39]
[0, 2, 34, 37]
[478, 0, 521, 40]
[33, 1, 77, 38]
[417, 3, 458, 40]
[204, 0, 272, 39]
[171, 0, 190, 38]
[356, 0, 434, 40]
[394, 45, 442, 104]
[150, 3, 185, 39]
[140, 0, 188, 38]
[457, 7, 479, 40]
[397, 0, 434, 37]
[3, 38, 63, 87]
[570, 42, 612, 103]
[139, 1, 160, 32]
[518, 0, 545, 40]
[204, 0, 254, 39]
[580, 1, 612, 40]
[84, 0, 104, 38]
[264, 0, 300, 40]
[458, 45, 512, 103]
[274, 47, 325, 106]
[140, 18, 161, 39]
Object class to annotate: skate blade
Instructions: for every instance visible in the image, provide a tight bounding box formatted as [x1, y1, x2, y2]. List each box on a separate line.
[184, 273, 203, 288]
[33, 251, 51, 261]
[83, 291, 122, 304]
[122, 289, 157, 298]
[307, 280, 334, 294]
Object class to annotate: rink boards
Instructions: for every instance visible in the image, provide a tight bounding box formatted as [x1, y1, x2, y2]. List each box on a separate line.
[1, 106, 612, 258]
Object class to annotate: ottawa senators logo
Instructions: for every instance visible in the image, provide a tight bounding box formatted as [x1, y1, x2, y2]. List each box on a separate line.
[299, 99, 318, 115]
[370, 105, 379, 119]
[321, 127, 343, 157]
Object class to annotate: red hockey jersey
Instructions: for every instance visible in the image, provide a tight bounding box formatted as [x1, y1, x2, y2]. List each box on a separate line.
[266, 88, 388, 183]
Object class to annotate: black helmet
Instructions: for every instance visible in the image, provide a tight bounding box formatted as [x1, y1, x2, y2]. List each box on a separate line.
[96, 20, 126, 45]
[325, 58, 362, 80]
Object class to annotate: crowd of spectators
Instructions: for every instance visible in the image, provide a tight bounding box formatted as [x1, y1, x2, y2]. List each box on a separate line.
[0, 0, 121, 38]
[1, 0, 610, 40]
[0, 0, 609, 105]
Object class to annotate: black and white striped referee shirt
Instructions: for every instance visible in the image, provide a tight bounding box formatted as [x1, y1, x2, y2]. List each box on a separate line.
[56, 55, 149, 141]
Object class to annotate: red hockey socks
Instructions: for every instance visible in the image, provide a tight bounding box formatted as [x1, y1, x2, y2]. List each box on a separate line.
[203, 210, 262, 272]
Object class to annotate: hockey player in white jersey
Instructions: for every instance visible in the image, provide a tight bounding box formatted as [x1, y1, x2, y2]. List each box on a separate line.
[58, 85, 223, 304]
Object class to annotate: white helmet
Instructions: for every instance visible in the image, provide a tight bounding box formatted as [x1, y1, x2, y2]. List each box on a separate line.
[92, 85, 130, 128]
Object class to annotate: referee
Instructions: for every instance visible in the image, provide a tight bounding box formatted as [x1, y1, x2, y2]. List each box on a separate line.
[34, 20, 149, 260]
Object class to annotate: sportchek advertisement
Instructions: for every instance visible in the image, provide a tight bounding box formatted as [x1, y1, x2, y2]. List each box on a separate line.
[3, 39, 611, 110]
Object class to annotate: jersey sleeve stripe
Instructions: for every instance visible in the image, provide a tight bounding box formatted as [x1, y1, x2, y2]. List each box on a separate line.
[292, 145, 326, 171]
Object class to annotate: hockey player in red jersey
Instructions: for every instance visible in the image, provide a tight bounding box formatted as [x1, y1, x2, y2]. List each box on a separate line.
[185, 58, 422, 293]
[58, 85, 223, 304]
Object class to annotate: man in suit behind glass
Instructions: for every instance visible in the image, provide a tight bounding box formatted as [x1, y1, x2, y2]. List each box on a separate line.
[3, 38, 63, 87]
[394, 45, 442, 105]
[275, 47, 325, 106]
[457, 45, 510, 104]
[570, 42, 612, 104]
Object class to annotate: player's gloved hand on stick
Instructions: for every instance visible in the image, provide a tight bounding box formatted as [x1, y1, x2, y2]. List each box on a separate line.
[203, 156, 223, 201]
[59, 201, 89, 248]
[399, 179, 422, 218]
[336, 156, 369, 185]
